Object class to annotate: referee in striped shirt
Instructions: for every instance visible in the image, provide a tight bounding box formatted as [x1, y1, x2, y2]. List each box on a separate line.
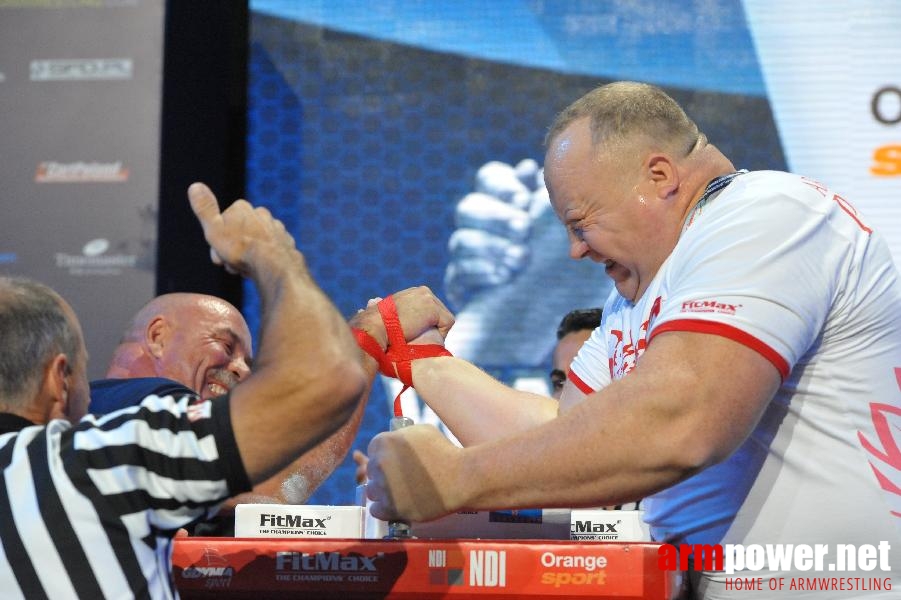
[0, 183, 423, 599]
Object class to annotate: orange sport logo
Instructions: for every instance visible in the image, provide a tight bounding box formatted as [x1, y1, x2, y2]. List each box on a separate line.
[871, 86, 900, 177]
[871, 145, 901, 177]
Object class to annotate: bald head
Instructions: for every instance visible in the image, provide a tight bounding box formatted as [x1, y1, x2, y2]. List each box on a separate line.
[107, 293, 253, 400]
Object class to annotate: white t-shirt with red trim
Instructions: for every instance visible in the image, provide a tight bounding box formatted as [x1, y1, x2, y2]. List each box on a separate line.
[569, 170, 901, 593]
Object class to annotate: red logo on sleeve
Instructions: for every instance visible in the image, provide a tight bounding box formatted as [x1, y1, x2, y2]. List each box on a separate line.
[858, 368, 901, 517]
[608, 297, 661, 379]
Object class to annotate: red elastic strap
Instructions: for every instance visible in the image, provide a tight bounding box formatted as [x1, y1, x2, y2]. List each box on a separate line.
[376, 295, 452, 417]
[351, 327, 393, 375]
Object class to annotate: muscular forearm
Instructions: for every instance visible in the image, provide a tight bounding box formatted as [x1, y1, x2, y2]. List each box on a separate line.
[266, 372, 373, 503]
[232, 261, 367, 484]
[452, 332, 781, 511]
[456, 391, 687, 510]
[411, 356, 558, 446]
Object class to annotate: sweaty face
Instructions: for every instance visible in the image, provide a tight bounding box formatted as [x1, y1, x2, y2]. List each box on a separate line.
[544, 118, 667, 303]
[157, 299, 253, 400]
[550, 328, 593, 400]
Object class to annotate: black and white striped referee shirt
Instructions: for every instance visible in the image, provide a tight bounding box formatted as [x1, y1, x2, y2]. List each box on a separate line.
[0, 392, 250, 599]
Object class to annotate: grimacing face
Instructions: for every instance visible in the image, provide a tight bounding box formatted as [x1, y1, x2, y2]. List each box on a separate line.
[157, 298, 253, 400]
[544, 118, 671, 303]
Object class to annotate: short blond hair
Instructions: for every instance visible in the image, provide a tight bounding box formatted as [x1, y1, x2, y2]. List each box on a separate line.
[545, 81, 701, 156]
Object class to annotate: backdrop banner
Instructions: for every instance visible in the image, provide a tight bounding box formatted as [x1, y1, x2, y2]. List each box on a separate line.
[0, 0, 164, 379]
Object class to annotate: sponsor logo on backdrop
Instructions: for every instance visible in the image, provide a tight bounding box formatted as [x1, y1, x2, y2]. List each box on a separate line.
[29, 58, 132, 81]
[871, 85, 901, 177]
[872, 86, 901, 125]
[55, 238, 137, 276]
[35, 161, 128, 183]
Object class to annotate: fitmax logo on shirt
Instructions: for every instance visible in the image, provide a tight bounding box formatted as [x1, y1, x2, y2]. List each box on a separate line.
[681, 300, 741, 315]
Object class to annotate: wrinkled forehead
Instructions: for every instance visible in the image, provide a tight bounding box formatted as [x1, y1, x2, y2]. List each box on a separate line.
[545, 118, 594, 167]
[195, 298, 253, 353]
[544, 121, 603, 215]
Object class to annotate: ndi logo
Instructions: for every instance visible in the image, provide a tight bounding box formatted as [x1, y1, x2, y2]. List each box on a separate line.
[470, 550, 506, 587]
[427, 548, 465, 586]
[426, 548, 507, 587]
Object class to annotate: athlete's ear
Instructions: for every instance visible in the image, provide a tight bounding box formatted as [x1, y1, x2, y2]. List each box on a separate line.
[647, 153, 678, 199]
[40, 353, 71, 421]
[145, 316, 169, 359]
